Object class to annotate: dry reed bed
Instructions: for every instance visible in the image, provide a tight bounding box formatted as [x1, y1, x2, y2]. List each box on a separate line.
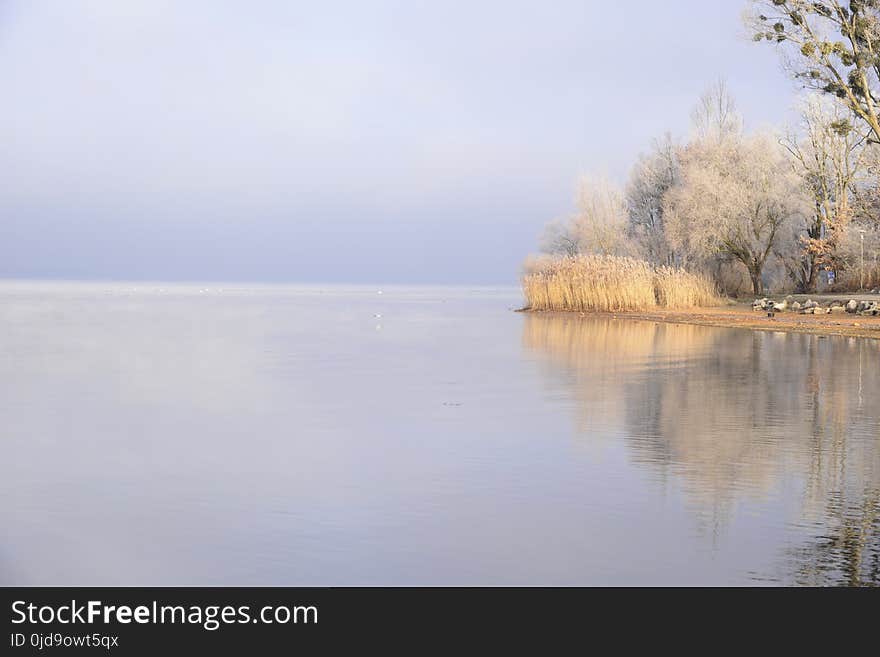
[522, 255, 720, 312]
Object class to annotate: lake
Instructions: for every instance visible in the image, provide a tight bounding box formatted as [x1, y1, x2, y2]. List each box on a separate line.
[1, 282, 878, 585]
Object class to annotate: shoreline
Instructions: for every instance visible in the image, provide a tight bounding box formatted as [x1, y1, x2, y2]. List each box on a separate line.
[520, 302, 880, 341]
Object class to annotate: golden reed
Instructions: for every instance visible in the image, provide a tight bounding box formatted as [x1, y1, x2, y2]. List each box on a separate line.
[522, 254, 720, 312]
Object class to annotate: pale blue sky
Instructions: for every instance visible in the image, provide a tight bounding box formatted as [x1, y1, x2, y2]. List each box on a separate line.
[0, 1, 796, 284]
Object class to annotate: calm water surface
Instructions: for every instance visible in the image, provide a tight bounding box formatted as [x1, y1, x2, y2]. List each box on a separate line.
[1, 282, 878, 585]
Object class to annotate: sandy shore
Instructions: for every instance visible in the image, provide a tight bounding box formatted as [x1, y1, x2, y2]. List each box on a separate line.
[524, 302, 880, 341]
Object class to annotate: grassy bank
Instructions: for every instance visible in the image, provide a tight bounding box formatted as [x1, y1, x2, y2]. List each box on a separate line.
[522, 254, 720, 312]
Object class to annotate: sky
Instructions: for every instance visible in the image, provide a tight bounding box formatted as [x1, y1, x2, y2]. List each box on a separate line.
[0, 0, 798, 285]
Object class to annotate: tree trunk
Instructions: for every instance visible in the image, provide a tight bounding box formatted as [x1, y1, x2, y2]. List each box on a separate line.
[749, 267, 763, 296]
[802, 219, 822, 294]
[805, 256, 818, 294]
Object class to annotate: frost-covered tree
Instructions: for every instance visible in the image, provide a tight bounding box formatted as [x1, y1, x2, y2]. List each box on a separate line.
[539, 218, 580, 256]
[540, 175, 631, 257]
[626, 134, 680, 265]
[690, 79, 743, 141]
[665, 132, 810, 295]
[781, 94, 869, 291]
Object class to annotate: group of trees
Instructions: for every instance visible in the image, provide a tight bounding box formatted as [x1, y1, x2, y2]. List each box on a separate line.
[540, 1, 880, 296]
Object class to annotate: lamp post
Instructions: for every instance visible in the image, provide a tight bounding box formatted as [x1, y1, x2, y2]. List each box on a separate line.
[859, 230, 866, 292]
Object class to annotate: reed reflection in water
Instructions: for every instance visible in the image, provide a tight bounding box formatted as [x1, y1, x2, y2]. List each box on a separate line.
[523, 314, 880, 585]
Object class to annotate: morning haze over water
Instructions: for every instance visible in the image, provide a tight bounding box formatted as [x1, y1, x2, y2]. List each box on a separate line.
[2, 283, 877, 585]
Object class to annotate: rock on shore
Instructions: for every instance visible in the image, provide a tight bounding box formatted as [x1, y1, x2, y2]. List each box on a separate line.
[752, 297, 880, 316]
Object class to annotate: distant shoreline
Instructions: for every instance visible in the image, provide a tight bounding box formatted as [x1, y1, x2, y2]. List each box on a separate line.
[520, 301, 880, 341]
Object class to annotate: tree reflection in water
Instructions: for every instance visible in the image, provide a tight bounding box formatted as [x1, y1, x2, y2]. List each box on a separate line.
[523, 314, 880, 586]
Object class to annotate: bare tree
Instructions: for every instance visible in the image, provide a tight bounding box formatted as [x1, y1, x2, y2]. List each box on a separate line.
[539, 218, 580, 257]
[834, 218, 880, 286]
[665, 132, 810, 296]
[780, 94, 869, 291]
[626, 133, 680, 265]
[690, 79, 743, 142]
[540, 175, 631, 257]
[747, 0, 880, 144]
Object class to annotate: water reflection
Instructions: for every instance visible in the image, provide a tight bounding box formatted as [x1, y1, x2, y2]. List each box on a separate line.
[523, 314, 880, 585]
[2, 283, 878, 584]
